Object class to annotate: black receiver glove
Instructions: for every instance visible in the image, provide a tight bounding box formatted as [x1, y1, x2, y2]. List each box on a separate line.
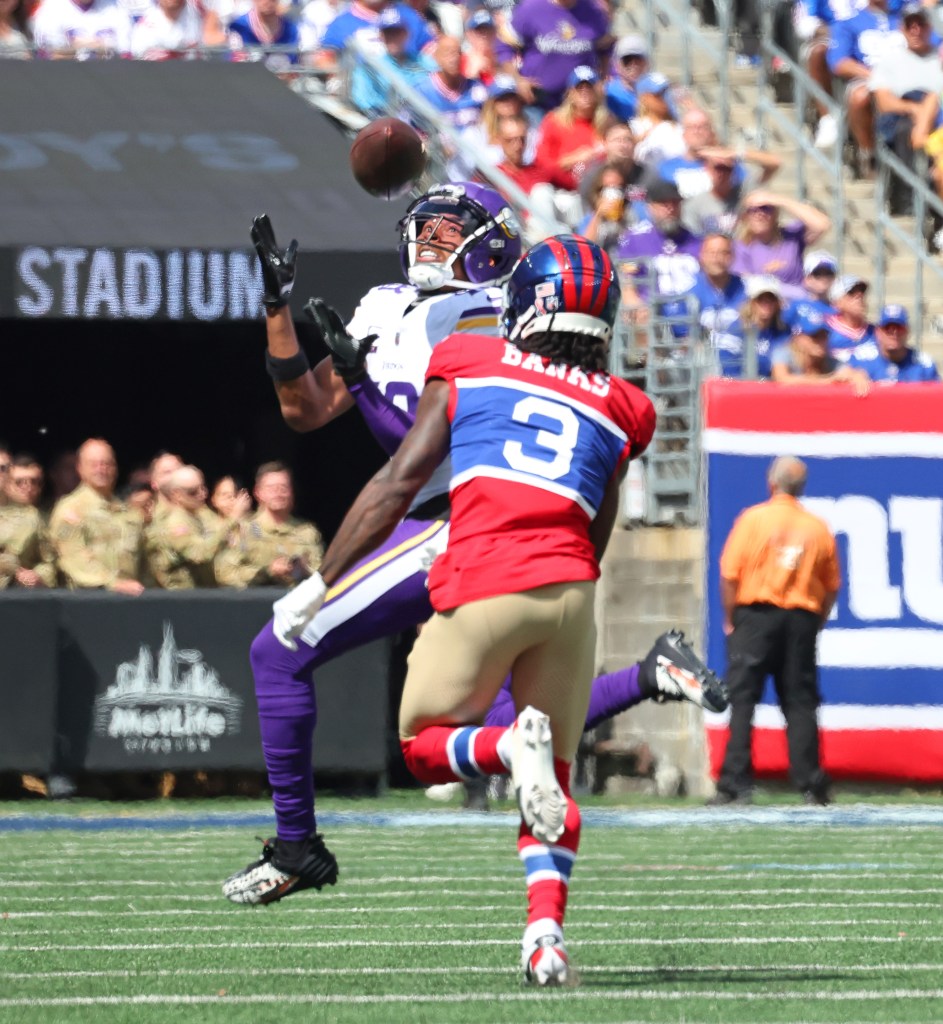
[251, 214, 298, 309]
[304, 297, 376, 385]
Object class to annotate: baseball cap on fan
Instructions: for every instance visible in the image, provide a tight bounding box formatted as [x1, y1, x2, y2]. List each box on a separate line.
[879, 304, 909, 327]
[793, 308, 829, 336]
[378, 7, 405, 30]
[566, 65, 599, 89]
[466, 9, 494, 30]
[803, 249, 837, 276]
[615, 33, 648, 59]
[637, 71, 670, 95]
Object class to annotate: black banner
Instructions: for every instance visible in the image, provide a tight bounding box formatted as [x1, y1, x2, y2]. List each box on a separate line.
[0, 593, 58, 772]
[0, 591, 390, 774]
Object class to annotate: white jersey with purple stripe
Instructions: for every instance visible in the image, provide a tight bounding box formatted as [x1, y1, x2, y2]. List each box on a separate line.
[346, 282, 503, 511]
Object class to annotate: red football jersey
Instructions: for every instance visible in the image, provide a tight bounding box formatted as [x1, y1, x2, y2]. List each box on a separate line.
[425, 334, 656, 611]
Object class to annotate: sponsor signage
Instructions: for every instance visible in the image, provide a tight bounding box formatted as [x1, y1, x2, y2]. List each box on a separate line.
[703, 380, 943, 781]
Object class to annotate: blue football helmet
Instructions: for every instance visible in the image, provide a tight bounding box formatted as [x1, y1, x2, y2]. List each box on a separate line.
[398, 182, 522, 292]
[502, 235, 619, 344]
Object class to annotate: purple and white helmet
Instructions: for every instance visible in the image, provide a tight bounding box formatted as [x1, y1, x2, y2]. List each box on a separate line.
[398, 181, 522, 292]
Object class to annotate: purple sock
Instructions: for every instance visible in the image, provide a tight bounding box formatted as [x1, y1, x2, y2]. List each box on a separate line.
[483, 664, 644, 731]
[583, 665, 643, 730]
[250, 628, 318, 842]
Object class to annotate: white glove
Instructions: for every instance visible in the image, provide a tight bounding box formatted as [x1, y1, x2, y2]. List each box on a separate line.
[272, 572, 328, 651]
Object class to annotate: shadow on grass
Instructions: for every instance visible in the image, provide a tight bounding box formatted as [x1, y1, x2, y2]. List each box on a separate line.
[578, 967, 857, 988]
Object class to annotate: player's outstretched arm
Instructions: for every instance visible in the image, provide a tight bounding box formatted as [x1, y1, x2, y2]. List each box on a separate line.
[319, 381, 451, 587]
[252, 214, 354, 432]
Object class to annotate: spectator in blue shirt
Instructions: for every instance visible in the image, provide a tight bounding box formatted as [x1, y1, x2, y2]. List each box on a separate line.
[739, 274, 790, 378]
[414, 33, 489, 130]
[781, 249, 838, 331]
[350, 7, 436, 117]
[826, 274, 875, 362]
[849, 304, 941, 381]
[229, 0, 302, 71]
[605, 33, 649, 122]
[691, 233, 751, 377]
[317, 0, 433, 73]
[827, 0, 902, 177]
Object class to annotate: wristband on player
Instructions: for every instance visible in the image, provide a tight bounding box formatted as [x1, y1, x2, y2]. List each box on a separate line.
[265, 348, 310, 382]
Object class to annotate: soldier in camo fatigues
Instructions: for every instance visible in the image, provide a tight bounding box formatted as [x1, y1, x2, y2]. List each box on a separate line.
[217, 463, 323, 589]
[0, 502, 56, 588]
[145, 465, 236, 589]
[49, 439, 145, 594]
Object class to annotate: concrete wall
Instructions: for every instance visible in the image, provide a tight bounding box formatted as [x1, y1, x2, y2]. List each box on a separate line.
[593, 525, 715, 798]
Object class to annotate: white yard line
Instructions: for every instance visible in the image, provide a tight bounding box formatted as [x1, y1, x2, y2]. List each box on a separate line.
[1, 899, 932, 917]
[0, 989, 941, 1007]
[2, 963, 942, 981]
[2, 936, 941, 952]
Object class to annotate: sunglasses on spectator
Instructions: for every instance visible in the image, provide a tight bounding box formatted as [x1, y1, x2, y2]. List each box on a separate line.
[809, 267, 836, 278]
[0, 463, 9, 472]
[178, 485, 206, 496]
[746, 204, 775, 214]
[503, 134, 527, 144]
[710, 163, 734, 173]
[620, 54, 645, 63]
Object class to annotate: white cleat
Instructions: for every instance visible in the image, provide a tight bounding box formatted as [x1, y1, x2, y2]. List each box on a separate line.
[523, 934, 570, 986]
[511, 706, 566, 844]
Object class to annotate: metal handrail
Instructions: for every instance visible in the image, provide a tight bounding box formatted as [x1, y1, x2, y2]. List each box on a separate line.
[754, 32, 846, 267]
[638, 0, 732, 144]
[873, 146, 943, 348]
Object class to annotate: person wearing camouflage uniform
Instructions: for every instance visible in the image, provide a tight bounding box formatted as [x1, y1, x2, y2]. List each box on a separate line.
[49, 439, 145, 594]
[0, 499, 56, 588]
[145, 465, 235, 589]
[217, 462, 323, 589]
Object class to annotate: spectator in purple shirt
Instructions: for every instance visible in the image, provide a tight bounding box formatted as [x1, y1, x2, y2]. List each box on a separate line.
[617, 177, 702, 330]
[731, 190, 832, 301]
[496, 0, 612, 112]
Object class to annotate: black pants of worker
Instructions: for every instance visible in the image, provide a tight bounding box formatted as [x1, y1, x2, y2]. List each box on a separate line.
[718, 603, 828, 797]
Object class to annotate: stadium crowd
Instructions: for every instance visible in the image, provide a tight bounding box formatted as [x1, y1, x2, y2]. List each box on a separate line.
[4, 0, 940, 378]
[0, 441, 325, 592]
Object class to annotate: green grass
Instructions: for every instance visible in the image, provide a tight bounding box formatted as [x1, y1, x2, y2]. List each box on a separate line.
[1, 799, 942, 1024]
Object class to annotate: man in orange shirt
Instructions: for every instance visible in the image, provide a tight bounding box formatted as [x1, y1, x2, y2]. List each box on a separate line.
[711, 456, 840, 807]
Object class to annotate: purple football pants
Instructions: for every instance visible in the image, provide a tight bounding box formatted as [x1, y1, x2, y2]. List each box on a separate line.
[250, 516, 643, 841]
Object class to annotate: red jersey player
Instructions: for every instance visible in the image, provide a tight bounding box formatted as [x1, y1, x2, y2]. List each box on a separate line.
[273, 235, 657, 985]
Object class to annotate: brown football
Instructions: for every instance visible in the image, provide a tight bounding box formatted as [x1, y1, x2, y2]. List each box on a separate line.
[349, 117, 427, 201]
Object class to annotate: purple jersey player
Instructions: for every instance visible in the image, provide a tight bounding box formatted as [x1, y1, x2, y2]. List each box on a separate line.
[221, 184, 727, 908]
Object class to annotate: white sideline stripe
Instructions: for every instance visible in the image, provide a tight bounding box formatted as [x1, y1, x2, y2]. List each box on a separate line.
[3, 886, 941, 900]
[5, 936, 942, 952]
[702, 428, 943, 458]
[1, 990, 941, 1007]
[3, 963, 941, 980]
[7, 916, 934, 938]
[1, 900, 932, 918]
[706, 703, 943, 730]
[2, 874, 939, 887]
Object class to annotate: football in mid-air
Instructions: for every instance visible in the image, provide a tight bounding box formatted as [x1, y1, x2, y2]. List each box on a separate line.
[349, 117, 426, 201]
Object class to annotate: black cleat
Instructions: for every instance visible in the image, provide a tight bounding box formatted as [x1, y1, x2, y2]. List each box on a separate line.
[222, 832, 338, 905]
[640, 629, 729, 714]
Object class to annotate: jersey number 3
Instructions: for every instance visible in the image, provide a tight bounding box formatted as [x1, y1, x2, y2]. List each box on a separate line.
[502, 396, 579, 481]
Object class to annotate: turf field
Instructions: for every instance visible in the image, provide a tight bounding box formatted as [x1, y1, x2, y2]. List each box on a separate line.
[1, 797, 942, 1024]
